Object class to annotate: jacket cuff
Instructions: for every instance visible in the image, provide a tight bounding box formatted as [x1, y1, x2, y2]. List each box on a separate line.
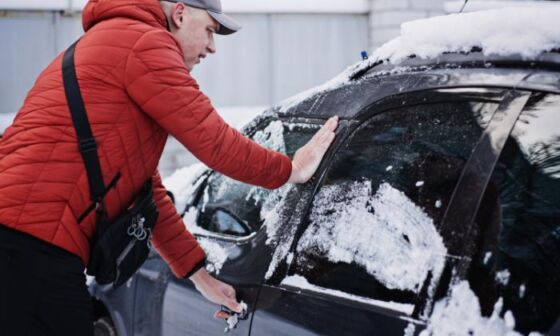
[266, 154, 292, 189]
[184, 258, 207, 279]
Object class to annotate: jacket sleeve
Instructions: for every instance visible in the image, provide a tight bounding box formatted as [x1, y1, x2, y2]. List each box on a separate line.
[125, 30, 292, 189]
[150, 170, 206, 278]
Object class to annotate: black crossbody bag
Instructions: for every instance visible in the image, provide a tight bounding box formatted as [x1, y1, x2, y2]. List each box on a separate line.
[62, 40, 158, 288]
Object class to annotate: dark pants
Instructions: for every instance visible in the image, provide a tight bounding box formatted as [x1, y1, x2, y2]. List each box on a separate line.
[0, 225, 93, 336]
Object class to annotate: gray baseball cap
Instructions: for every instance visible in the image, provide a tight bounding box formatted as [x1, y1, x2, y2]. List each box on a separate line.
[163, 0, 241, 35]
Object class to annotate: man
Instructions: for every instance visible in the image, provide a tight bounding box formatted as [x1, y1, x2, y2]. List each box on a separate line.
[0, 0, 337, 334]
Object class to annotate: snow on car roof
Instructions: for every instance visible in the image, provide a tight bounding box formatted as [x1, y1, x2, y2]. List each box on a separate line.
[371, 6, 560, 64]
[278, 6, 560, 114]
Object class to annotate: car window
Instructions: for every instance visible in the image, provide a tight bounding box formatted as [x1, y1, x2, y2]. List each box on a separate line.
[468, 93, 560, 334]
[196, 120, 319, 236]
[292, 100, 499, 307]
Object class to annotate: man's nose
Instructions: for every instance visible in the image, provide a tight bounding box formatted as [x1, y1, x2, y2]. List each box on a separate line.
[207, 38, 216, 54]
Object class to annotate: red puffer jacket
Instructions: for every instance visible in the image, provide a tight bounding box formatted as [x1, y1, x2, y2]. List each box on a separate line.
[0, 0, 291, 278]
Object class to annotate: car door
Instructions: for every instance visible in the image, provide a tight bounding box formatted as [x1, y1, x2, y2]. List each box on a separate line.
[251, 89, 507, 335]
[461, 92, 560, 335]
[159, 118, 322, 336]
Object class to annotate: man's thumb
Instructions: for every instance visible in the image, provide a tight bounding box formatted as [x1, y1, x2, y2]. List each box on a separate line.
[225, 299, 242, 313]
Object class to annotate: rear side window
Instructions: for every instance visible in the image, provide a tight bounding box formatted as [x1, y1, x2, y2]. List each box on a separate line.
[468, 93, 560, 334]
[292, 100, 499, 308]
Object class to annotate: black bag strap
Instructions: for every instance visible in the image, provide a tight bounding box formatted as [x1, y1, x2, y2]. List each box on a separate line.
[62, 40, 107, 204]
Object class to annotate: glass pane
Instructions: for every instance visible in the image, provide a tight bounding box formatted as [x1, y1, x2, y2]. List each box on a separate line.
[295, 101, 497, 305]
[468, 93, 560, 334]
[206, 210, 250, 236]
[197, 120, 319, 235]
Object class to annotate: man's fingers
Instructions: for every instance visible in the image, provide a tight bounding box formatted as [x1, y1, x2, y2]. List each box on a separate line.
[321, 132, 336, 150]
[308, 126, 329, 147]
[222, 286, 242, 313]
[226, 299, 243, 313]
[325, 116, 339, 131]
[309, 125, 334, 148]
[308, 116, 338, 146]
[214, 310, 230, 320]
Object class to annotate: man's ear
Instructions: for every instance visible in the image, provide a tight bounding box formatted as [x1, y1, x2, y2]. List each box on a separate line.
[170, 3, 185, 29]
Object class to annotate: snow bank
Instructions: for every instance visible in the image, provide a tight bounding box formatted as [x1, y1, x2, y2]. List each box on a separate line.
[372, 7, 560, 64]
[298, 181, 447, 293]
[281, 275, 414, 315]
[419, 281, 543, 336]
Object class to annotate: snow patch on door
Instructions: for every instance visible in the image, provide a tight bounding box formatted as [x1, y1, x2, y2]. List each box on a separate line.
[297, 181, 447, 293]
[281, 275, 414, 315]
[197, 238, 229, 275]
[420, 281, 543, 336]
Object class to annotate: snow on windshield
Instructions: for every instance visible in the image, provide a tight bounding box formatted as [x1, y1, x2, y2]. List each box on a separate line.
[418, 281, 543, 336]
[297, 181, 447, 293]
[371, 7, 560, 64]
[197, 238, 228, 275]
[281, 275, 414, 315]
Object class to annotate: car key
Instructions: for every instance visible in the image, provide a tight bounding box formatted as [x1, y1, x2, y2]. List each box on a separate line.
[221, 301, 248, 333]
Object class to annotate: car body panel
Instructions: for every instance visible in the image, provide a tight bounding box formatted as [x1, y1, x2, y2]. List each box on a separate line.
[251, 285, 418, 336]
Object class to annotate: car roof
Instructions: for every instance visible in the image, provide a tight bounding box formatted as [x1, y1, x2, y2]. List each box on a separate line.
[266, 50, 560, 122]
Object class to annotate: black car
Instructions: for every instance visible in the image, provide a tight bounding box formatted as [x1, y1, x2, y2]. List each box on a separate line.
[89, 46, 560, 336]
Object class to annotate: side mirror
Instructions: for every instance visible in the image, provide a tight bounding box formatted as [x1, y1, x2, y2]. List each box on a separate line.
[201, 207, 252, 237]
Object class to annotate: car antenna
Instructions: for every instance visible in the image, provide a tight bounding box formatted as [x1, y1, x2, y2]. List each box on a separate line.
[361, 50, 369, 60]
[459, 0, 470, 13]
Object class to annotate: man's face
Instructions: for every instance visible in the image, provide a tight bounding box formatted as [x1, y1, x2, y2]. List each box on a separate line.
[169, 5, 218, 71]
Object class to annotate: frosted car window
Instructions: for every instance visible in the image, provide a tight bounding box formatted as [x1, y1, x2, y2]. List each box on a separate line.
[196, 121, 319, 236]
[468, 93, 560, 334]
[293, 101, 497, 306]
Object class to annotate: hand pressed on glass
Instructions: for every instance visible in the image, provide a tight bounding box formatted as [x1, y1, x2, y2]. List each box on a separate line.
[288, 116, 339, 184]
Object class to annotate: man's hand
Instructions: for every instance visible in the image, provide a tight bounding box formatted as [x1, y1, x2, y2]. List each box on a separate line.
[288, 116, 339, 184]
[189, 267, 242, 319]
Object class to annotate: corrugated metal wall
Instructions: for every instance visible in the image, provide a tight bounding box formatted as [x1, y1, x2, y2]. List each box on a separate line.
[0, 11, 369, 114]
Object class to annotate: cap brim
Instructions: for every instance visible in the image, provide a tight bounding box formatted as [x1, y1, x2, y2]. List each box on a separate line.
[207, 11, 241, 35]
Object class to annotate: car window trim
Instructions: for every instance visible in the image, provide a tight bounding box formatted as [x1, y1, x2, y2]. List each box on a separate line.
[192, 230, 258, 244]
[413, 90, 531, 319]
[269, 283, 424, 321]
[437, 90, 531, 264]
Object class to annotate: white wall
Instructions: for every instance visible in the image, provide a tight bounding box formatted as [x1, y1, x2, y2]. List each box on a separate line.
[0, 7, 369, 114]
[369, 0, 446, 51]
